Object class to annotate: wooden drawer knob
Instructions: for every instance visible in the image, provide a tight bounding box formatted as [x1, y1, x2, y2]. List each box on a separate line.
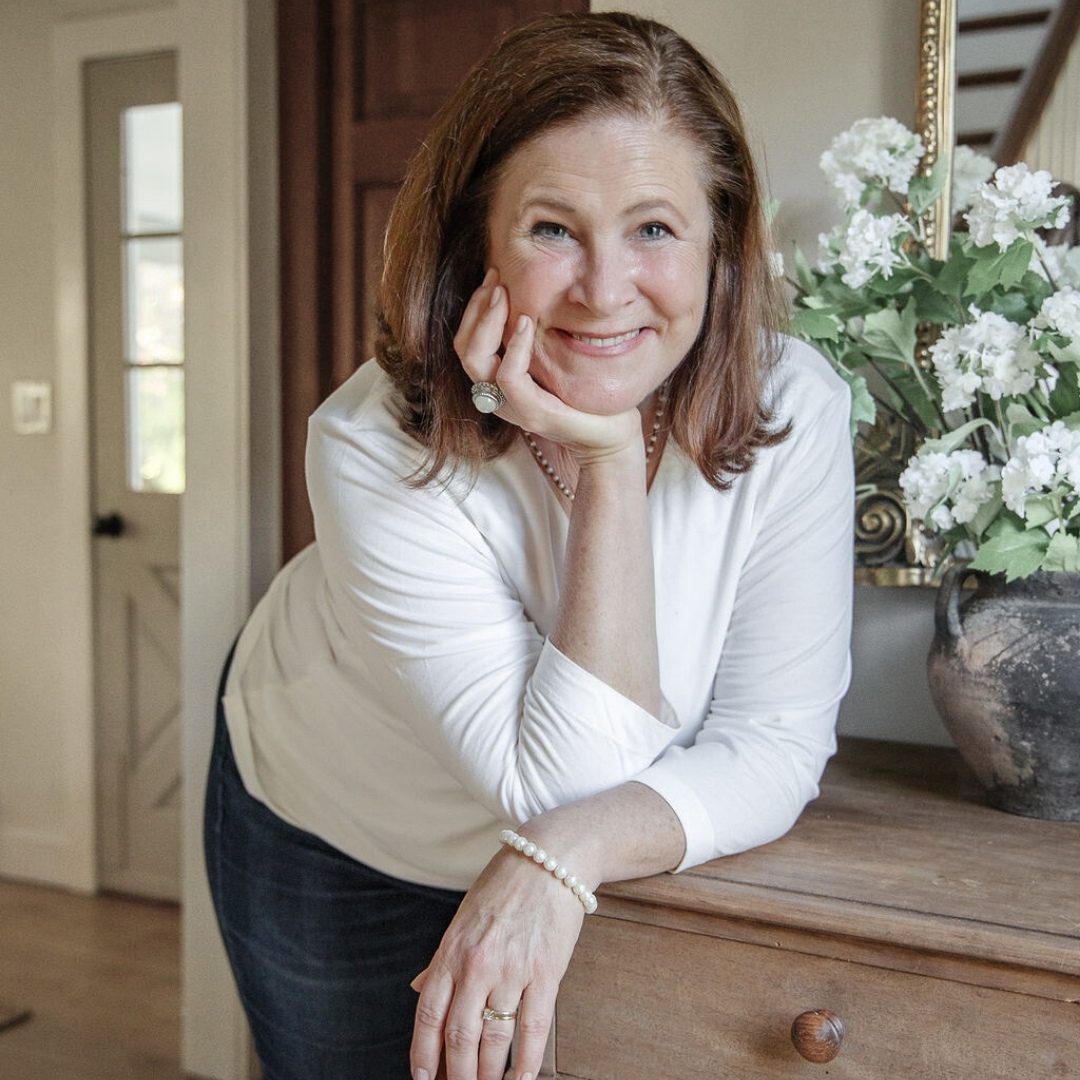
[791, 1008, 845, 1063]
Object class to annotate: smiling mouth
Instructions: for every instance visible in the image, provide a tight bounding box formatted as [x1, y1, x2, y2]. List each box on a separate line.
[566, 329, 642, 348]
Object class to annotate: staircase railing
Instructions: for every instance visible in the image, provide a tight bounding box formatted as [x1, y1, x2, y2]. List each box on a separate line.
[992, 0, 1080, 164]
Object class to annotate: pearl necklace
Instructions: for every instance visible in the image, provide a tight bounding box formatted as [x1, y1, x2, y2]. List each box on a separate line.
[522, 380, 670, 503]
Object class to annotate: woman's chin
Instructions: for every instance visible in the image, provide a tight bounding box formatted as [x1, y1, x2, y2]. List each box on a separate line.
[531, 374, 646, 416]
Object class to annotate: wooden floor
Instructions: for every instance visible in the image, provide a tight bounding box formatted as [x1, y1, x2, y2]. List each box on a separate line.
[0, 876, 184, 1079]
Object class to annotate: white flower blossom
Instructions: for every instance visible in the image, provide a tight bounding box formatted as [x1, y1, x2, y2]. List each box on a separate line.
[900, 449, 1000, 532]
[1000, 421, 1080, 518]
[930, 308, 1046, 411]
[816, 225, 844, 273]
[1031, 286, 1080, 341]
[834, 209, 911, 289]
[951, 145, 996, 213]
[1035, 241, 1080, 288]
[769, 251, 785, 278]
[819, 117, 924, 209]
[964, 164, 1071, 251]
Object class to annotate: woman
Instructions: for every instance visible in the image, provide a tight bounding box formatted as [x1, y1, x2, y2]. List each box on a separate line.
[204, 12, 853, 1080]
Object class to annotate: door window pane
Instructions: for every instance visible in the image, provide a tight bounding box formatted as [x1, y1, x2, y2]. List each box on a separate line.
[123, 103, 182, 234]
[127, 366, 185, 494]
[124, 237, 184, 364]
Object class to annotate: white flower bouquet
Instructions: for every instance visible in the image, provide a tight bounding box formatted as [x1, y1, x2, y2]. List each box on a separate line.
[791, 117, 1080, 581]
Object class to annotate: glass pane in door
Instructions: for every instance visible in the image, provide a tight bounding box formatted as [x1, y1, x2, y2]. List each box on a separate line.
[124, 237, 184, 364]
[123, 102, 183, 233]
[127, 366, 185, 494]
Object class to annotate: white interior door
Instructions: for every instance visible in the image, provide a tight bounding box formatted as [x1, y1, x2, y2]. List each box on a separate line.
[86, 51, 184, 901]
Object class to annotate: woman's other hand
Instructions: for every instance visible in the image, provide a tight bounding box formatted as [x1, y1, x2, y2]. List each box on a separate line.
[409, 843, 588, 1080]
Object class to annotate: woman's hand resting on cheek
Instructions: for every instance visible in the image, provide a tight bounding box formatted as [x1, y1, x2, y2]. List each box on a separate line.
[409, 840, 589, 1080]
[453, 269, 644, 468]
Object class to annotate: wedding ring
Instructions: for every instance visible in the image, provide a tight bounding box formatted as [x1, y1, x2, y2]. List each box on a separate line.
[482, 1006, 518, 1022]
[471, 381, 506, 414]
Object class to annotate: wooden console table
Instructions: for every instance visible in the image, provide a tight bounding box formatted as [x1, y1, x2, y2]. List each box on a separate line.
[552, 738, 1080, 1078]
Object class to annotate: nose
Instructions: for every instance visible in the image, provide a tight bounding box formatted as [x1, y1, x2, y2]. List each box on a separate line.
[568, 240, 637, 314]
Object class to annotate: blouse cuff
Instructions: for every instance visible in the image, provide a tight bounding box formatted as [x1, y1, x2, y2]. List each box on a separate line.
[632, 747, 717, 872]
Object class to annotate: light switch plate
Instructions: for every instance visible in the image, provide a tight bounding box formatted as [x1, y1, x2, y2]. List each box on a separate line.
[12, 380, 53, 434]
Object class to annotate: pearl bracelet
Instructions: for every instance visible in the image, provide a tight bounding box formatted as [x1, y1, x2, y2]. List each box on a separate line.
[498, 829, 598, 914]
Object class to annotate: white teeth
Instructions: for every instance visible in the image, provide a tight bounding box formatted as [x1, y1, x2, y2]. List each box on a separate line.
[569, 329, 640, 347]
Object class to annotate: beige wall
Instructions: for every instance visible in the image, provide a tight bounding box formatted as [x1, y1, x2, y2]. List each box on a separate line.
[0, 1, 89, 884]
[592, 0, 920, 257]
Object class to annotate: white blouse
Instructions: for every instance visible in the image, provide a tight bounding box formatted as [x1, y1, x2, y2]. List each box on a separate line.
[223, 335, 854, 890]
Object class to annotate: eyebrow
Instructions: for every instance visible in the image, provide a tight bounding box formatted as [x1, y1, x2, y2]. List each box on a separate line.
[519, 196, 691, 226]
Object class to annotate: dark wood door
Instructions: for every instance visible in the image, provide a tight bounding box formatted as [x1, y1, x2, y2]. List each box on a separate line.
[278, 0, 587, 558]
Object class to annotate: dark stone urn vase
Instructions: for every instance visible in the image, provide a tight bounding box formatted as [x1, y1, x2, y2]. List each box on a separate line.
[928, 566, 1080, 820]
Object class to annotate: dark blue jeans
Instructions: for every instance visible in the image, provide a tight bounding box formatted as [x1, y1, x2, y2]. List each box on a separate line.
[203, 655, 465, 1079]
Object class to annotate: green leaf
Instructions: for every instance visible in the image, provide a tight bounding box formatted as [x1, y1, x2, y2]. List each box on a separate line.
[818, 278, 875, 318]
[866, 269, 917, 296]
[1018, 270, 1054, 307]
[935, 248, 974, 297]
[919, 417, 996, 455]
[875, 366, 941, 431]
[1049, 340, 1080, 367]
[969, 515, 1050, 581]
[833, 369, 876, 437]
[1043, 532, 1080, 572]
[791, 306, 842, 342]
[861, 302, 917, 364]
[1005, 402, 1043, 440]
[907, 155, 950, 216]
[983, 290, 1036, 323]
[970, 489, 1003, 539]
[965, 239, 1034, 297]
[793, 245, 816, 293]
[911, 278, 959, 324]
[1048, 371, 1080, 417]
[1021, 494, 1057, 530]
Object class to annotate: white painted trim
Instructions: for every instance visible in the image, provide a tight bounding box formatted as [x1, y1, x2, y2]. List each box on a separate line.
[53, 6, 260, 1078]
[178, 0, 278, 1075]
[51, 8, 184, 896]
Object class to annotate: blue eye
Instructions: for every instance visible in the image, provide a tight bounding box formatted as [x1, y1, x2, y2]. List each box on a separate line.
[640, 222, 672, 240]
[531, 221, 570, 240]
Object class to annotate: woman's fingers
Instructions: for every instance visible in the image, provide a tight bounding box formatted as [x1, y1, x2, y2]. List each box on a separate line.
[411, 969, 454, 1080]
[454, 271, 508, 385]
[475, 987, 524, 1080]
[508, 981, 556, 1080]
[440, 979, 492, 1080]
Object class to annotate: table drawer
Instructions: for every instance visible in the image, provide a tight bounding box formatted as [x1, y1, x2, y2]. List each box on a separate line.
[555, 916, 1079, 1079]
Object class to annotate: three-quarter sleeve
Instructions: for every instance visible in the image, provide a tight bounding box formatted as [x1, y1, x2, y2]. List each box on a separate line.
[633, 384, 854, 869]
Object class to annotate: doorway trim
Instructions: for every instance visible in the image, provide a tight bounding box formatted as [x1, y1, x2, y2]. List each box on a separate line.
[53, 4, 274, 1077]
[52, 4, 182, 900]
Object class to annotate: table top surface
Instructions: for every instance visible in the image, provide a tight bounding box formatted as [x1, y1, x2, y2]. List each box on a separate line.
[604, 738, 1080, 973]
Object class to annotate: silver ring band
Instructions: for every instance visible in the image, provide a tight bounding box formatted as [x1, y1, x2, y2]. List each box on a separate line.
[482, 1006, 518, 1023]
[471, 381, 506, 414]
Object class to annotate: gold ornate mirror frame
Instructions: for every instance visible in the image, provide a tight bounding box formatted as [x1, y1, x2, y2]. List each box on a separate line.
[854, 0, 957, 587]
[917, 0, 956, 260]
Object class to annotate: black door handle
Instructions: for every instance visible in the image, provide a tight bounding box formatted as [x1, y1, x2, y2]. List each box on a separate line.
[92, 512, 125, 537]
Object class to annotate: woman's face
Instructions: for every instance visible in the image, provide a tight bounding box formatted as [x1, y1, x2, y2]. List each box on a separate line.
[486, 113, 713, 415]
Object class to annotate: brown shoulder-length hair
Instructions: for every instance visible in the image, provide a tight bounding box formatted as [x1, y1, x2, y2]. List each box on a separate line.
[376, 10, 789, 489]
